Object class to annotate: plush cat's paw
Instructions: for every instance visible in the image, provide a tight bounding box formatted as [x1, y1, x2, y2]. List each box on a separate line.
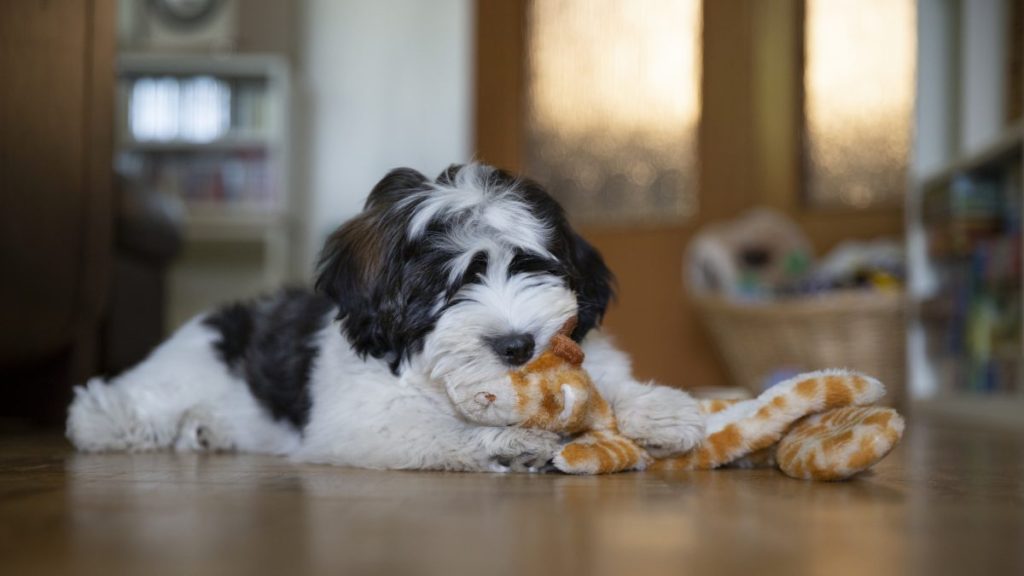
[614, 384, 705, 458]
[485, 427, 562, 473]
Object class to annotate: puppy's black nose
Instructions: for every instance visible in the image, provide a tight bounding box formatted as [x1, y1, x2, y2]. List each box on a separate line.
[488, 333, 535, 366]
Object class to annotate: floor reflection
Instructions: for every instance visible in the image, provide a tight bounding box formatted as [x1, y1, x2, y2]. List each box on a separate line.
[1, 421, 1021, 576]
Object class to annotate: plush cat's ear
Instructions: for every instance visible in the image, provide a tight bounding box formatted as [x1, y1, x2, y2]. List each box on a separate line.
[549, 331, 585, 366]
[558, 316, 579, 337]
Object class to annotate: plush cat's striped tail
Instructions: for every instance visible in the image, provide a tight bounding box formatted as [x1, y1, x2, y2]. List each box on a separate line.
[651, 370, 884, 471]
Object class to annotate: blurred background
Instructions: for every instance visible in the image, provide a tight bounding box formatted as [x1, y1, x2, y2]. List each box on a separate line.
[1, 0, 1021, 431]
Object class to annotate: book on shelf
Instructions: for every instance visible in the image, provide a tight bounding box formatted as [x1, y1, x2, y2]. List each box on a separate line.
[114, 69, 282, 215]
[922, 161, 1022, 396]
[151, 151, 277, 211]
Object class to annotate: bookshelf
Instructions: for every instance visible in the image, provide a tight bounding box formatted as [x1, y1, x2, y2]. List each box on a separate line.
[908, 0, 1024, 429]
[115, 53, 293, 329]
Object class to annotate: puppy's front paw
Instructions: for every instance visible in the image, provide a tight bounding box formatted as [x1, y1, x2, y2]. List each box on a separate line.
[615, 384, 705, 458]
[486, 427, 562, 473]
[175, 408, 234, 452]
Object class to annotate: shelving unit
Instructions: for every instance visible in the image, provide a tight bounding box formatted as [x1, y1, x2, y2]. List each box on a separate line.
[115, 52, 293, 329]
[917, 120, 1024, 192]
[908, 0, 1024, 429]
[120, 134, 270, 152]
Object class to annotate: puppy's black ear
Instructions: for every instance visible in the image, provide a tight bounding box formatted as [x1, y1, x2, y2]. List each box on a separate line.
[364, 167, 429, 209]
[569, 233, 615, 341]
[314, 210, 393, 362]
[314, 168, 430, 370]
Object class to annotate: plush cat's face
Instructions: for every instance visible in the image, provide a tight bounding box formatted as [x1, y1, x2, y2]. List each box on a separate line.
[448, 327, 608, 434]
[444, 348, 591, 429]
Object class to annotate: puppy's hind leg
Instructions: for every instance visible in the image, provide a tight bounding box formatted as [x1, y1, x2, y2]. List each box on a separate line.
[67, 317, 243, 453]
[67, 377, 176, 452]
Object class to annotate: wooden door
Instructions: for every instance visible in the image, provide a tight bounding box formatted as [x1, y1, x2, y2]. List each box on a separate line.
[0, 0, 115, 422]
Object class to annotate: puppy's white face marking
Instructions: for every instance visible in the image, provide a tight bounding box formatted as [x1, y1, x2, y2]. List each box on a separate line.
[410, 168, 576, 410]
[424, 249, 578, 416]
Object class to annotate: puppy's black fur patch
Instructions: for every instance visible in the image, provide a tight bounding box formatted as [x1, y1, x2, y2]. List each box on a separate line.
[204, 289, 334, 429]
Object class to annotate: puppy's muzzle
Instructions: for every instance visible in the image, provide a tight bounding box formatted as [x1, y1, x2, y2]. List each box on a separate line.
[486, 333, 535, 366]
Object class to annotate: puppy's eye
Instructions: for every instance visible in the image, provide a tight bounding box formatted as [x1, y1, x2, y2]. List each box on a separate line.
[464, 250, 488, 280]
[446, 251, 489, 300]
[508, 250, 562, 278]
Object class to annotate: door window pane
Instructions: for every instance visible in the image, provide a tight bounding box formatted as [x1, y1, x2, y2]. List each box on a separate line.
[804, 0, 916, 208]
[526, 0, 702, 224]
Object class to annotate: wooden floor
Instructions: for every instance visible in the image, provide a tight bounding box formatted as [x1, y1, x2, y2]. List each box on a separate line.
[1, 420, 1022, 576]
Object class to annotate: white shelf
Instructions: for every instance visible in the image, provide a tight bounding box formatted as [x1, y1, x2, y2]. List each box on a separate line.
[120, 134, 271, 152]
[908, 1, 1023, 430]
[184, 211, 287, 242]
[918, 119, 1024, 192]
[118, 52, 288, 78]
[913, 396, 1024, 431]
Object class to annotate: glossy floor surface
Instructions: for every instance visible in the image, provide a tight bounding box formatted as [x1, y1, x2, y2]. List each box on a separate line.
[1, 420, 1022, 576]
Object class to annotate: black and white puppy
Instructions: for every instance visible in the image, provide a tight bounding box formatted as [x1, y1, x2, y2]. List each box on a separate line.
[67, 163, 704, 471]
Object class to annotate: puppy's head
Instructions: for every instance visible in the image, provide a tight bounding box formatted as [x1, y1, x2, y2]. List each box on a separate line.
[315, 163, 613, 404]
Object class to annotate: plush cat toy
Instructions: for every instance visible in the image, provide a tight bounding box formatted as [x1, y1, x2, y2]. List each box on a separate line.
[467, 320, 904, 480]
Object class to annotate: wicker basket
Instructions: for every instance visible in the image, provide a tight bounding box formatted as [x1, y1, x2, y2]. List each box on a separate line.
[695, 291, 906, 408]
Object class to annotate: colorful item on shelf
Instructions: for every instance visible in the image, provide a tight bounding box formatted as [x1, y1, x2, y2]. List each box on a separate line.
[921, 168, 1022, 396]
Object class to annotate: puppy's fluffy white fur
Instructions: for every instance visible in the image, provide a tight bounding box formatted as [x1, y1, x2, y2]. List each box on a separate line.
[68, 164, 704, 471]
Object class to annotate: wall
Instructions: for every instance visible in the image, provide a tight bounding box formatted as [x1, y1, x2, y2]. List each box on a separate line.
[297, 0, 473, 276]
